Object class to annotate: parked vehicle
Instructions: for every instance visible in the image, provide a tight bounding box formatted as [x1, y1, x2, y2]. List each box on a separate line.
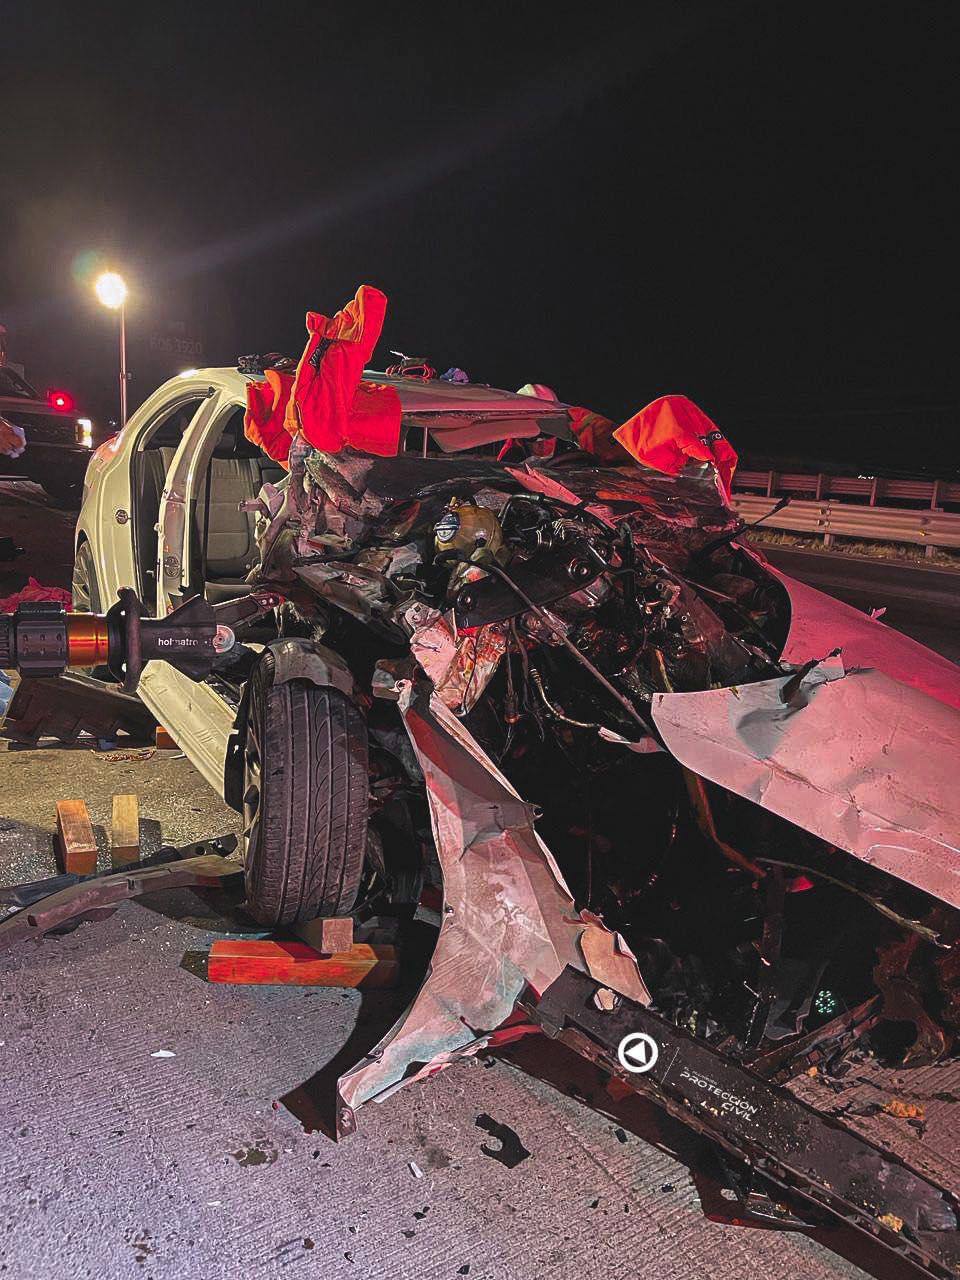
[0, 366, 100, 505]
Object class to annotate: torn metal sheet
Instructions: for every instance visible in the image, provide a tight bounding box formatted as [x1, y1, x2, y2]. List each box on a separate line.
[335, 677, 647, 1134]
[0, 839, 242, 948]
[578, 909, 652, 1006]
[651, 664, 960, 908]
[410, 614, 507, 715]
[767, 565, 960, 713]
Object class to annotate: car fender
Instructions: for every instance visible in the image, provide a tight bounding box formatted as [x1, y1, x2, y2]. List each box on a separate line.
[264, 637, 356, 699]
[223, 638, 357, 810]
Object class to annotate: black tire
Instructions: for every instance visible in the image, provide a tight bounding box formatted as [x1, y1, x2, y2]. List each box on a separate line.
[72, 540, 101, 612]
[71, 542, 115, 679]
[243, 652, 368, 926]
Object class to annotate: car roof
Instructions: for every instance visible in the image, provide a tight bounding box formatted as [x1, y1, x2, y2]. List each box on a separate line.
[178, 366, 566, 418]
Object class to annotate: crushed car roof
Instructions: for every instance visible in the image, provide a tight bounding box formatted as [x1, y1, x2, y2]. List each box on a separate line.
[191, 365, 568, 417]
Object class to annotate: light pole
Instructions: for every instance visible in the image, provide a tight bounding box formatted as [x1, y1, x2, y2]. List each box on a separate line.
[94, 272, 129, 426]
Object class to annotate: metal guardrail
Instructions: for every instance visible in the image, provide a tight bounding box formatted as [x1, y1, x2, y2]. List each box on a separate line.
[732, 494, 960, 554]
[731, 469, 960, 556]
[734, 469, 960, 507]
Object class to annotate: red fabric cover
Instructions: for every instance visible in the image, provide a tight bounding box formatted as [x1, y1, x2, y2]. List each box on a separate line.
[567, 405, 623, 462]
[244, 368, 294, 466]
[0, 577, 73, 612]
[613, 395, 737, 495]
[286, 285, 401, 456]
[497, 404, 620, 463]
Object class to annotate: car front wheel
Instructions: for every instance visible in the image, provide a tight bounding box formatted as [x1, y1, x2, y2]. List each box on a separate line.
[71, 540, 102, 612]
[242, 652, 368, 926]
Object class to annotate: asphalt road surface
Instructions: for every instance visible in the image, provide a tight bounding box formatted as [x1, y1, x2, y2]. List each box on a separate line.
[1, 480, 956, 1280]
[754, 542, 960, 662]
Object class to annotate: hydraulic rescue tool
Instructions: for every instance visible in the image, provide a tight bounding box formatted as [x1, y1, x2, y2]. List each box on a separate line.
[0, 587, 282, 689]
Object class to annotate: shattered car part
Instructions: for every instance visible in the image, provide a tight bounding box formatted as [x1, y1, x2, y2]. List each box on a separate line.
[651, 657, 960, 909]
[67, 366, 960, 1274]
[0, 836, 241, 948]
[250, 447, 960, 1099]
[1, 670, 156, 746]
[475, 1113, 531, 1167]
[335, 678, 646, 1133]
[527, 966, 960, 1280]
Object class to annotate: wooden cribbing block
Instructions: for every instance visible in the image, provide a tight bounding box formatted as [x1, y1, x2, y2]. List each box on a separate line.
[111, 794, 140, 867]
[155, 725, 177, 750]
[294, 915, 354, 955]
[55, 800, 98, 875]
[206, 939, 399, 988]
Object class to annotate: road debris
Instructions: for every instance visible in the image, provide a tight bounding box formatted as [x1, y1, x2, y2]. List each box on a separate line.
[882, 1098, 926, 1120]
[95, 747, 156, 764]
[0, 835, 242, 948]
[475, 1114, 531, 1168]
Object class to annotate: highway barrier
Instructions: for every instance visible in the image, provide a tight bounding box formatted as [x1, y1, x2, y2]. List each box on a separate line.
[732, 470, 960, 555]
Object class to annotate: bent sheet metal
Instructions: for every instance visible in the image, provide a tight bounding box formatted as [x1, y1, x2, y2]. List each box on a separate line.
[336, 677, 649, 1134]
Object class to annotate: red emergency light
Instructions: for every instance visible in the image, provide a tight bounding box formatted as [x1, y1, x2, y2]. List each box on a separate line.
[47, 388, 75, 412]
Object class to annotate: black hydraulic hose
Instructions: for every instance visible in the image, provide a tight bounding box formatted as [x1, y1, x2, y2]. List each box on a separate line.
[529, 666, 601, 729]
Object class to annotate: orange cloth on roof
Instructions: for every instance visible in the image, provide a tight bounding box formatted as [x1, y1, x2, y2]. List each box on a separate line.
[613, 395, 737, 496]
[286, 285, 401, 456]
[497, 404, 621, 463]
[244, 368, 294, 466]
[567, 405, 624, 462]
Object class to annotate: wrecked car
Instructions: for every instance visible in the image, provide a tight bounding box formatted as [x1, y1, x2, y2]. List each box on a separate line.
[71, 315, 960, 1274]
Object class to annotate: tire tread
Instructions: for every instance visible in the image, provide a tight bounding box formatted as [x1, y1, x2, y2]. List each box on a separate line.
[245, 661, 367, 926]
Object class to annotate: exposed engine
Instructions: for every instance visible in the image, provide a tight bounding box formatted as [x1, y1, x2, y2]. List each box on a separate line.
[249, 445, 959, 1078]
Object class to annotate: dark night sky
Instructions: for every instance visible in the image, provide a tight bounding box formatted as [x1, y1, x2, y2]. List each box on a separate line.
[2, 1, 958, 472]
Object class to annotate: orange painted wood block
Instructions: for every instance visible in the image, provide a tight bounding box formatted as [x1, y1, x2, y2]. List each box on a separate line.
[55, 799, 98, 875]
[155, 725, 177, 750]
[206, 939, 399, 988]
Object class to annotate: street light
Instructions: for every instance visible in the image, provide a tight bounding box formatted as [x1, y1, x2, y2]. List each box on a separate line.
[94, 271, 129, 426]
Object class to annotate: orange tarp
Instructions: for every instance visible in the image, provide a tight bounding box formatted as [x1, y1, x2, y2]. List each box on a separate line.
[286, 285, 401, 456]
[613, 395, 737, 496]
[243, 284, 401, 464]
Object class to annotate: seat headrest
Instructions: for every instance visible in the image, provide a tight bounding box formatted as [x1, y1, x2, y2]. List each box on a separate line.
[213, 413, 264, 460]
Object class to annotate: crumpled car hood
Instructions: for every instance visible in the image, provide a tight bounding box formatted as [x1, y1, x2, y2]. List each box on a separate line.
[652, 565, 960, 907]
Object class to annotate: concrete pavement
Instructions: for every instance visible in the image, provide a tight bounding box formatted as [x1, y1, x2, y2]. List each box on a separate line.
[2, 479, 948, 1279]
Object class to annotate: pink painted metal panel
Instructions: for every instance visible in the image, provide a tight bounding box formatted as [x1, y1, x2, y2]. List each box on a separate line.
[772, 568, 960, 711]
[652, 663, 960, 907]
